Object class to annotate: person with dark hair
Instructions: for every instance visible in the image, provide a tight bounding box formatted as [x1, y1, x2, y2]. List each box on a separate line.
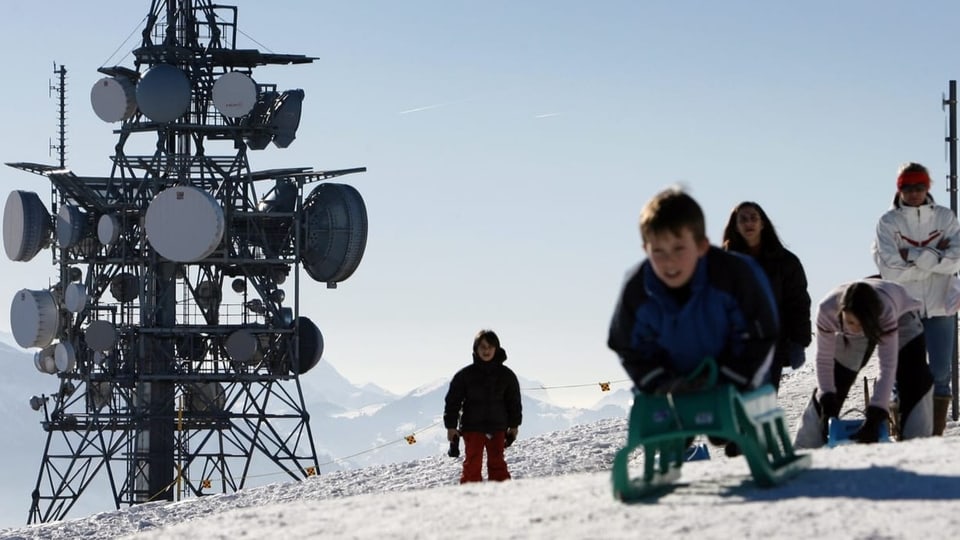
[873, 162, 960, 436]
[443, 329, 522, 483]
[793, 279, 934, 448]
[723, 201, 812, 390]
[607, 187, 779, 457]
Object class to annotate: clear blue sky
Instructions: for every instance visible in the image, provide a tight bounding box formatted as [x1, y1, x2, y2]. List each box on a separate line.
[2, 1, 959, 406]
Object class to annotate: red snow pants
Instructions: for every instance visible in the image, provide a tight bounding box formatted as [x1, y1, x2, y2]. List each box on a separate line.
[460, 431, 510, 483]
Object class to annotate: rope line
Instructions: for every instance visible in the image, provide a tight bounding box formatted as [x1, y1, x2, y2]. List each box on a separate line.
[522, 379, 630, 391]
[140, 377, 632, 499]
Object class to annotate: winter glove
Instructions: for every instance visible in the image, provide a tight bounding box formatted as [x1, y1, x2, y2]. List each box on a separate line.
[652, 376, 690, 395]
[785, 342, 806, 370]
[447, 428, 460, 457]
[505, 427, 518, 448]
[850, 406, 889, 444]
[818, 392, 841, 443]
[652, 369, 713, 395]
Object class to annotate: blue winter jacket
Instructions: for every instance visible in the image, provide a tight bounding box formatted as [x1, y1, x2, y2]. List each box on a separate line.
[607, 246, 779, 392]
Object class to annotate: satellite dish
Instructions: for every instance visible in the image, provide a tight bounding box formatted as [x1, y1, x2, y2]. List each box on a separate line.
[3, 190, 51, 262]
[85, 319, 117, 352]
[64, 283, 88, 313]
[212, 71, 257, 118]
[243, 90, 279, 150]
[301, 183, 368, 284]
[33, 346, 57, 374]
[294, 316, 323, 375]
[56, 204, 88, 249]
[109, 272, 139, 303]
[271, 89, 304, 148]
[54, 341, 77, 372]
[136, 64, 191, 123]
[276, 307, 293, 327]
[225, 329, 260, 364]
[10, 288, 59, 348]
[144, 186, 224, 262]
[268, 289, 285, 303]
[97, 214, 121, 245]
[91, 76, 137, 123]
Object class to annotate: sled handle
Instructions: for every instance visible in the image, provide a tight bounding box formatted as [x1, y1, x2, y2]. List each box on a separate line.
[687, 356, 718, 389]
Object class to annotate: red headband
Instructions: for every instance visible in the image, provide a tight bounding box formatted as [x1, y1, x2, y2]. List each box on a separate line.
[897, 170, 931, 189]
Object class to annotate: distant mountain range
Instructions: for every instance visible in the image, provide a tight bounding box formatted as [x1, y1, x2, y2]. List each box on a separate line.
[0, 332, 630, 527]
[298, 358, 632, 471]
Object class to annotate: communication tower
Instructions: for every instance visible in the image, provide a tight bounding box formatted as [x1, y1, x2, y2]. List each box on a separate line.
[3, 0, 367, 524]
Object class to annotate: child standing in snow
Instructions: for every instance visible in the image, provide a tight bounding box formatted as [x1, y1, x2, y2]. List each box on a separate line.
[607, 187, 779, 456]
[793, 279, 934, 448]
[443, 329, 522, 483]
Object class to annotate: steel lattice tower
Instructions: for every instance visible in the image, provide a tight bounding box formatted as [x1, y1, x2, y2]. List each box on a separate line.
[4, 0, 367, 524]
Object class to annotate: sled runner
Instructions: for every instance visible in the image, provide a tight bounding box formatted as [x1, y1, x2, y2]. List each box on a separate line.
[611, 359, 811, 501]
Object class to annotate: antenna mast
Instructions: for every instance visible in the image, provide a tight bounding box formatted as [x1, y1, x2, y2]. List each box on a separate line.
[5, 0, 369, 524]
[49, 63, 67, 168]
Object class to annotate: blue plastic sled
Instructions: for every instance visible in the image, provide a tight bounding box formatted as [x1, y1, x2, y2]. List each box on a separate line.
[827, 418, 892, 447]
[684, 442, 711, 461]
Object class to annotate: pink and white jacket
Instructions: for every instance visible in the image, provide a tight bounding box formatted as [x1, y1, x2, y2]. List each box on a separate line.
[815, 279, 921, 409]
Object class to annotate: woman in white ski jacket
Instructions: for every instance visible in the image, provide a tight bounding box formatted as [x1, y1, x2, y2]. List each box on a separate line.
[872, 162, 960, 435]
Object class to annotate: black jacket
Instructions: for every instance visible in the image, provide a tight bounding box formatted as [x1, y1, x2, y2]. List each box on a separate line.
[750, 245, 812, 363]
[443, 354, 522, 433]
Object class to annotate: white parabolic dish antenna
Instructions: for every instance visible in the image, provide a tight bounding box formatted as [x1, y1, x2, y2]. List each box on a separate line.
[3, 190, 51, 262]
[64, 283, 88, 313]
[145, 186, 225, 262]
[34, 346, 57, 374]
[136, 64, 191, 123]
[90, 76, 137, 123]
[212, 71, 257, 118]
[55, 341, 77, 372]
[97, 214, 121, 245]
[56, 204, 87, 249]
[10, 289, 59, 348]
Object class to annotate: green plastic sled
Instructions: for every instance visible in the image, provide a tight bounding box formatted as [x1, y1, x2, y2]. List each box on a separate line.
[611, 359, 811, 501]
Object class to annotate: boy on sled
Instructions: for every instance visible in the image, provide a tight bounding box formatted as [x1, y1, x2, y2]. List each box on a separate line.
[607, 187, 780, 456]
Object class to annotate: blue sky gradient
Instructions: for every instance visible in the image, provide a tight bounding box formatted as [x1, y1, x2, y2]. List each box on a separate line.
[2, 1, 960, 405]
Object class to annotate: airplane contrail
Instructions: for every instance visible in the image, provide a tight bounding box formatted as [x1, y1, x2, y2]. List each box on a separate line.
[398, 103, 448, 115]
[535, 113, 560, 119]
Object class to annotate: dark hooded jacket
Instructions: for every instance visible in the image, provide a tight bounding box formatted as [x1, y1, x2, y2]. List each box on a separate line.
[749, 244, 813, 364]
[443, 349, 522, 433]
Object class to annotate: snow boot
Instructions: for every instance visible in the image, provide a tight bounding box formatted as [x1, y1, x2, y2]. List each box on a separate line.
[933, 396, 951, 436]
[888, 400, 901, 440]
